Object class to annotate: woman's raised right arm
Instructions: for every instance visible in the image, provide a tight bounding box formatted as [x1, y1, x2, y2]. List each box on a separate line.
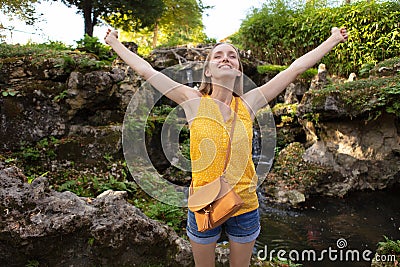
[104, 30, 200, 105]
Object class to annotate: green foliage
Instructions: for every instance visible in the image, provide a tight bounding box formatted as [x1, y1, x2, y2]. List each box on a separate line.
[151, 104, 174, 117]
[267, 142, 326, 191]
[100, 0, 165, 32]
[53, 54, 110, 73]
[27, 171, 48, 184]
[57, 174, 138, 197]
[138, 171, 186, 206]
[1, 88, 20, 97]
[25, 260, 39, 267]
[0, 42, 71, 59]
[0, 42, 110, 78]
[272, 103, 298, 120]
[54, 55, 76, 73]
[0, 41, 114, 73]
[87, 237, 95, 246]
[271, 256, 303, 267]
[0, 0, 39, 24]
[18, 138, 59, 162]
[257, 64, 317, 80]
[19, 143, 41, 162]
[272, 103, 300, 151]
[369, 56, 400, 77]
[257, 65, 287, 74]
[133, 198, 185, 232]
[53, 90, 68, 102]
[359, 62, 376, 78]
[75, 34, 116, 62]
[180, 138, 191, 161]
[234, 0, 400, 76]
[232, 0, 297, 64]
[124, 114, 148, 141]
[60, 0, 164, 36]
[377, 236, 400, 259]
[308, 74, 400, 119]
[118, 0, 209, 51]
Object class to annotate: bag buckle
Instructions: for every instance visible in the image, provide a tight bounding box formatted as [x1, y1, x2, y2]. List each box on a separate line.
[203, 204, 213, 214]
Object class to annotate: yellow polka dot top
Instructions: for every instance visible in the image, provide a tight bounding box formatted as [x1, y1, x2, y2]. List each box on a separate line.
[190, 95, 259, 216]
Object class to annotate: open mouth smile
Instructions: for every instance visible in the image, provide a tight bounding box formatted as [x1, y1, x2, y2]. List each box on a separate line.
[218, 64, 232, 69]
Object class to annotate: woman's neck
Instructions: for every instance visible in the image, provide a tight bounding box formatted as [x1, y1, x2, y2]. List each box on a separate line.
[210, 83, 234, 105]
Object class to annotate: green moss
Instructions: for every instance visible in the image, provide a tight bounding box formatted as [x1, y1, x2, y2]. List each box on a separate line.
[267, 142, 327, 192]
[303, 75, 400, 120]
[368, 57, 400, 77]
[0, 43, 113, 76]
[257, 64, 287, 74]
[257, 64, 317, 80]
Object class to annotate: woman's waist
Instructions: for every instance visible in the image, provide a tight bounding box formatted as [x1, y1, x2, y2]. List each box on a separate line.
[192, 172, 257, 190]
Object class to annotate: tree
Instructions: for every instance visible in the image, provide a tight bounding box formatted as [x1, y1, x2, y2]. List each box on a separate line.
[0, 0, 40, 24]
[58, 0, 165, 37]
[115, 0, 209, 49]
[151, 0, 207, 47]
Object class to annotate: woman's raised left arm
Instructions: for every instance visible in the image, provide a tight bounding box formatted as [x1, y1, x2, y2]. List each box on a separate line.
[243, 27, 348, 116]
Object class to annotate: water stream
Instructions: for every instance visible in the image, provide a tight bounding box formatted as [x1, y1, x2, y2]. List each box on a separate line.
[255, 188, 400, 267]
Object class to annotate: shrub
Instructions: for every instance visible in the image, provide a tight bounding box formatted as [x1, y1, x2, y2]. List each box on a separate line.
[234, 1, 400, 77]
[75, 34, 116, 62]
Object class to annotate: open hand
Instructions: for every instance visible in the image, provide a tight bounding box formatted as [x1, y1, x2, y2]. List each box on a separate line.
[331, 27, 348, 43]
[104, 29, 119, 45]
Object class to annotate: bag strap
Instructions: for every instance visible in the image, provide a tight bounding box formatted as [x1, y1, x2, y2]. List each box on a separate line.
[222, 97, 239, 174]
[189, 96, 239, 193]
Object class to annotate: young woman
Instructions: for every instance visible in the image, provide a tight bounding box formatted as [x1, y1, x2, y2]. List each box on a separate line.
[105, 27, 348, 267]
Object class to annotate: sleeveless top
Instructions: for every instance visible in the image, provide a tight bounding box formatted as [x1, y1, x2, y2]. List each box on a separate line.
[190, 95, 259, 216]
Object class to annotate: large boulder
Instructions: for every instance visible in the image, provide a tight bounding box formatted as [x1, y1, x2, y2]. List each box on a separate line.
[0, 166, 193, 266]
[301, 113, 400, 196]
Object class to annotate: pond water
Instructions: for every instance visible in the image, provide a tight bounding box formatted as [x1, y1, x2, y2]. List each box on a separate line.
[255, 187, 400, 267]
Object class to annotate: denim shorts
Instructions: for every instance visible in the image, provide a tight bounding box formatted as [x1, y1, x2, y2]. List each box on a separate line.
[186, 209, 260, 245]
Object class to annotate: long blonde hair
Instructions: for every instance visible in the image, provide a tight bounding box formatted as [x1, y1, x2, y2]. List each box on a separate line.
[198, 43, 244, 97]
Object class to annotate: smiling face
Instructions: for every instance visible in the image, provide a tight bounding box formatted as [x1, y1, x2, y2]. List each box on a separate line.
[199, 43, 244, 96]
[205, 43, 242, 78]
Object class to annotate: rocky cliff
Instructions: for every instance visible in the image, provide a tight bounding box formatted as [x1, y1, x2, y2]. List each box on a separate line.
[264, 60, 400, 205]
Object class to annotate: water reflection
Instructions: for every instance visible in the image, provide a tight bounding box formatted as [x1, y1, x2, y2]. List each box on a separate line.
[256, 188, 400, 267]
